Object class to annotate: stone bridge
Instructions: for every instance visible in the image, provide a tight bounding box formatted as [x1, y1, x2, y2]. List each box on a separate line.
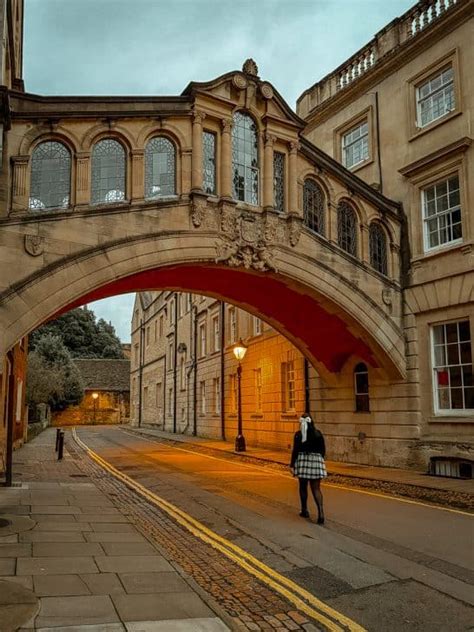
[0, 61, 405, 383]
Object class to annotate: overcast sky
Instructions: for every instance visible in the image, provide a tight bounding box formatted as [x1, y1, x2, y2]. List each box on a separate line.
[24, 0, 413, 341]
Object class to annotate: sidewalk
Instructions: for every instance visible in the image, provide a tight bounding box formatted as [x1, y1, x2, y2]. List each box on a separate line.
[127, 425, 474, 495]
[0, 430, 230, 631]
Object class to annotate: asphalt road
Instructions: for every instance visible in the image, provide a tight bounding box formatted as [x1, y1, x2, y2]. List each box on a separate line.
[77, 426, 474, 632]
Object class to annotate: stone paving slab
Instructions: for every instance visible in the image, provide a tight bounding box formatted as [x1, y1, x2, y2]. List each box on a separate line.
[32, 521, 93, 532]
[35, 595, 119, 628]
[99, 542, 157, 556]
[0, 543, 32, 557]
[76, 514, 131, 524]
[111, 592, 215, 622]
[125, 619, 230, 631]
[20, 531, 87, 543]
[16, 556, 100, 576]
[80, 572, 125, 596]
[0, 558, 16, 574]
[95, 555, 174, 574]
[33, 574, 90, 597]
[37, 625, 125, 632]
[89, 523, 137, 533]
[118, 571, 193, 594]
[84, 532, 147, 543]
[32, 542, 105, 557]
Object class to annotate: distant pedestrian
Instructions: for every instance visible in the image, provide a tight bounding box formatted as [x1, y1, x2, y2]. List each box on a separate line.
[290, 413, 327, 524]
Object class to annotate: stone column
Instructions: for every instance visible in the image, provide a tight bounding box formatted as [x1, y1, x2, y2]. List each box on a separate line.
[131, 150, 144, 201]
[263, 133, 274, 209]
[221, 118, 233, 199]
[288, 141, 299, 214]
[390, 243, 400, 282]
[11, 155, 29, 212]
[360, 223, 369, 263]
[192, 111, 205, 192]
[328, 201, 338, 244]
[75, 152, 90, 206]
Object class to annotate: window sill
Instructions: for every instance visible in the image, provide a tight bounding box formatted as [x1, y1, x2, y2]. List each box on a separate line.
[429, 411, 474, 421]
[412, 239, 469, 264]
[409, 109, 461, 142]
[281, 413, 298, 419]
[250, 414, 264, 419]
[346, 157, 374, 174]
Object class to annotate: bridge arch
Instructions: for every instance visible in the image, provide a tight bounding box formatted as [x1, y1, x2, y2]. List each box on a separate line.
[0, 225, 405, 384]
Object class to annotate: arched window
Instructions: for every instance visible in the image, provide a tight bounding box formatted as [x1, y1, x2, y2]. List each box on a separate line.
[145, 137, 176, 199]
[232, 111, 259, 205]
[354, 363, 369, 412]
[337, 202, 358, 256]
[29, 141, 71, 211]
[303, 179, 325, 236]
[369, 223, 388, 275]
[91, 139, 126, 205]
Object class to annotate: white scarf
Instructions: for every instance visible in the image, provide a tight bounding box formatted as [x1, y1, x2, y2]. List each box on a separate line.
[300, 415, 311, 443]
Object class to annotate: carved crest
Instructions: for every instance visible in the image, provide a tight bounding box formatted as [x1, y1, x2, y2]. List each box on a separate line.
[286, 214, 303, 247]
[216, 239, 277, 273]
[24, 234, 44, 257]
[242, 58, 258, 76]
[190, 196, 206, 228]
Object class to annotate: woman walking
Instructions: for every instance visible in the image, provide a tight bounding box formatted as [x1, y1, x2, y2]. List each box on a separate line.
[290, 413, 327, 524]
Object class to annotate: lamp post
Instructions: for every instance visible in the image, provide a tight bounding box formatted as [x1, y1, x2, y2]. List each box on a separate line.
[92, 392, 98, 424]
[233, 339, 248, 452]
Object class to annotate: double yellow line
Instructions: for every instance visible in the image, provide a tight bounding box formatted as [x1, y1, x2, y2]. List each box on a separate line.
[72, 428, 366, 632]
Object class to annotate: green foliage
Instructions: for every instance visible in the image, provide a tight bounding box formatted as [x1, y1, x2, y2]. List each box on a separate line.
[27, 334, 84, 410]
[30, 307, 124, 359]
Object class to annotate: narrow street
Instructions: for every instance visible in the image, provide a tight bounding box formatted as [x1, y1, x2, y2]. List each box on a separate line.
[76, 425, 474, 632]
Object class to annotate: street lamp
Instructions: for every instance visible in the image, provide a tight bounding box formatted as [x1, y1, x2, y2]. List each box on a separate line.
[92, 392, 99, 424]
[233, 339, 248, 452]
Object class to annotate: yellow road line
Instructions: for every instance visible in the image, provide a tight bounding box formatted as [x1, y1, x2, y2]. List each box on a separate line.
[121, 428, 473, 518]
[73, 428, 366, 632]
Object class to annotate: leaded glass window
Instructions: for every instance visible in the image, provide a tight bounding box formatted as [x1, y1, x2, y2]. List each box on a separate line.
[369, 223, 388, 275]
[203, 131, 216, 195]
[29, 141, 71, 211]
[145, 137, 176, 199]
[232, 111, 259, 205]
[337, 202, 357, 256]
[303, 179, 325, 236]
[342, 121, 368, 169]
[91, 139, 126, 205]
[273, 151, 285, 212]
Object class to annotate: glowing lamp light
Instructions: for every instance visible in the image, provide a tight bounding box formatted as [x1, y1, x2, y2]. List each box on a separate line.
[92, 392, 99, 400]
[232, 339, 248, 362]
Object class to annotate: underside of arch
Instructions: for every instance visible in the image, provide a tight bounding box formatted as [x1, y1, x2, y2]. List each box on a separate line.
[55, 263, 382, 377]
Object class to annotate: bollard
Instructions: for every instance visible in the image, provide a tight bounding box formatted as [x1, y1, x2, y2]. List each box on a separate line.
[58, 431, 65, 461]
[55, 428, 61, 452]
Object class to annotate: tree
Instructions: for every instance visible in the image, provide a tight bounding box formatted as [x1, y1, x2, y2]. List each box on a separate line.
[30, 306, 124, 359]
[27, 334, 84, 411]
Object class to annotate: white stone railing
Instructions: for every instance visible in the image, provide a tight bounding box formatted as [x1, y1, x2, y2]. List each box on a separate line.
[337, 46, 377, 90]
[402, 0, 458, 40]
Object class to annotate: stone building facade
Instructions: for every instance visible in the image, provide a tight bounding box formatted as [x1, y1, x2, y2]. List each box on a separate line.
[53, 359, 130, 427]
[297, 0, 473, 468]
[130, 292, 307, 450]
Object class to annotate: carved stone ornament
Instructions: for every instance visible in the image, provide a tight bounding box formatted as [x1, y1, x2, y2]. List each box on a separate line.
[216, 204, 277, 272]
[260, 82, 274, 100]
[24, 234, 44, 257]
[232, 73, 248, 90]
[242, 58, 258, 76]
[382, 288, 393, 306]
[191, 195, 207, 228]
[287, 214, 303, 247]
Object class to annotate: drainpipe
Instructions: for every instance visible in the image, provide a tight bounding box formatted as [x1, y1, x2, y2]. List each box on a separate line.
[163, 352, 167, 429]
[192, 304, 198, 436]
[138, 319, 144, 428]
[173, 293, 178, 434]
[304, 358, 311, 416]
[220, 301, 226, 440]
[5, 351, 14, 487]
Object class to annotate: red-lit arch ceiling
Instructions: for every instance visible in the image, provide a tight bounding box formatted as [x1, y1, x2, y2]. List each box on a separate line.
[60, 264, 378, 374]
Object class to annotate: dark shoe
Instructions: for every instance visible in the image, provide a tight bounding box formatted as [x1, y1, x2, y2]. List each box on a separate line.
[317, 517, 325, 525]
[299, 510, 309, 518]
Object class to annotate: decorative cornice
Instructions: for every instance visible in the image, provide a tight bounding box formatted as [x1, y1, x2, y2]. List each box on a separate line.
[399, 136, 471, 177]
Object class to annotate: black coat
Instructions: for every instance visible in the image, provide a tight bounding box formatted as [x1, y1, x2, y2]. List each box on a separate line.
[290, 428, 326, 467]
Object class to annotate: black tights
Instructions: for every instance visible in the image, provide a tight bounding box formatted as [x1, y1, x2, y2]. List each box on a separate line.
[299, 478, 324, 520]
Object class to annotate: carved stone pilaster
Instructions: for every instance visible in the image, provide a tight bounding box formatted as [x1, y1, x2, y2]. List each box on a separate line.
[286, 213, 303, 247]
[75, 152, 90, 205]
[11, 155, 29, 210]
[190, 191, 208, 228]
[131, 149, 144, 200]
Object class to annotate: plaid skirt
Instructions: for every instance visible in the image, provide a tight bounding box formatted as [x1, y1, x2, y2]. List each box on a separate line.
[294, 452, 327, 479]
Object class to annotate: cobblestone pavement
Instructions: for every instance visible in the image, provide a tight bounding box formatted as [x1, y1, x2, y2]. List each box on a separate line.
[67, 437, 325, 632]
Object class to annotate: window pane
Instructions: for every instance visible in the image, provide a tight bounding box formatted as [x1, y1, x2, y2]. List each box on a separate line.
[232, 112, 259, 204]
[337, 202, 357, 256]
[303, 179, 325, 236]
[91, 139, 126, 205]
[145, 137, 176, 198]
[29, 141, 71, 210]
[203, 131, 216, 195]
